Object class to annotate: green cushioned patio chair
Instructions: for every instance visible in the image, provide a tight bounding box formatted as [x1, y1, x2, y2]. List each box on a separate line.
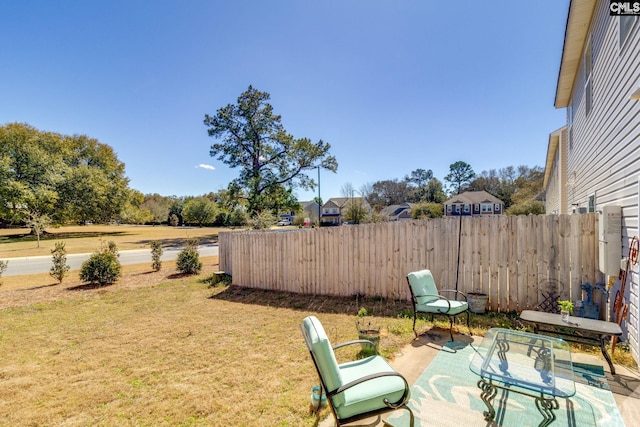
[407, 269, 469, 341]
[300, 316, 414, 426]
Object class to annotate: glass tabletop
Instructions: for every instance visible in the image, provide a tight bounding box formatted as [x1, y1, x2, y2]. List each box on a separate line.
[469, 328, 576, 398]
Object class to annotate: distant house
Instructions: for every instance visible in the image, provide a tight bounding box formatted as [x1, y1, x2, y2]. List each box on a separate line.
[279, 202, 321, 225]
[380, 203, 413, 221]
[300, 201, 321, 224]
[541, 0, 640, 362]
[321, 197, 371, 225]
[444, 191, 503, 216]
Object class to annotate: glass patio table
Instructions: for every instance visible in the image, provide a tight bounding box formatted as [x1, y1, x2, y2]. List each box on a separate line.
[469, 328, 575, 427]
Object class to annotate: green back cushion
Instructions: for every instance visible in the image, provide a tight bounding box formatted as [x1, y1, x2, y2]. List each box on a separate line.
[303, 316, 342, 392]
[407, 269, 439, 304]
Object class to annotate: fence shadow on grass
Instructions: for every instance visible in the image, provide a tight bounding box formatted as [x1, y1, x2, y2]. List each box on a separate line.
[208, 284, 411, 317]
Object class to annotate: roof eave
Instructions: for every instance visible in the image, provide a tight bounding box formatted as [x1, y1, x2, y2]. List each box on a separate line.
[554, 0, 597, 108]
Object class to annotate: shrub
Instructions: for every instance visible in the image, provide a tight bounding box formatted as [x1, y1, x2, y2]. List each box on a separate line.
[411, 202, 444, 219]
[176, 238, 201, 275]
[505, 200, 545, 216]
[50, 241, 70, 283]
[247, 211, 275, 230]
[80, 241, 121, 286]
[150, 240, 163, 271]
[202, 272, 232, 287]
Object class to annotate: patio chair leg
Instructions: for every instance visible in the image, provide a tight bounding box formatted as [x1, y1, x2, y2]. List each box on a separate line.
[412, 309, 418, 338]
[407, 405, 414, 427]
[447, 316, 454, 341]
[382, 406, 414, 427]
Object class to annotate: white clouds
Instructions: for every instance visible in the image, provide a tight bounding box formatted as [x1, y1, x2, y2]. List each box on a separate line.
[196, 164, 215, 171]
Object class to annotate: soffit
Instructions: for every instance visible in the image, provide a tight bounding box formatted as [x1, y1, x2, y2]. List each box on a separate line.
[555, 0, 597, 108]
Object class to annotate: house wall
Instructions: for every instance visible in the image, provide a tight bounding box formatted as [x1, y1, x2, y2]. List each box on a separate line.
[545, 152, 561, 214]
[560, 128, 568, 214]
[545, 128, 569, 215]
[303, 203, 320, 222]
[565, 0, 640, 360]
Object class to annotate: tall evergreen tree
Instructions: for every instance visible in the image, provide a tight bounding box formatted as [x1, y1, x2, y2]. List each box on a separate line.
[204, 86, 338, 216]
[444, 161, 475, 195]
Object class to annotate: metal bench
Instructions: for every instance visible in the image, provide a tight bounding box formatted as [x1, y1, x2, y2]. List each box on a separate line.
[519, 310, 623, 375]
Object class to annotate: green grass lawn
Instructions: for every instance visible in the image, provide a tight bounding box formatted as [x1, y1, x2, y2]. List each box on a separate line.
[0, 267, 418, 425]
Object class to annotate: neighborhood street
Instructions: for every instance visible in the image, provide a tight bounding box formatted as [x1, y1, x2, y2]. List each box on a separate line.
[1, 244, 219, 277]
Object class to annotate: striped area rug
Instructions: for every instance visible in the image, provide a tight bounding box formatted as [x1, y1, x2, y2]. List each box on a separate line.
[385, 341, 624, 427]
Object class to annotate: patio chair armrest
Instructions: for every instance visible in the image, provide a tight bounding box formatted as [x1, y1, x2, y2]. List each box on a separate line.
[333, 339, 378, 353]
[412, 292, 441, 299]
[413, 293, 455, 312]
[329, 370, 410, 398]
[438, 289, 468, 301]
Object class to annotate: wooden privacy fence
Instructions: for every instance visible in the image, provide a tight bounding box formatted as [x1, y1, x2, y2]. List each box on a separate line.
[218, 214, 601, 312]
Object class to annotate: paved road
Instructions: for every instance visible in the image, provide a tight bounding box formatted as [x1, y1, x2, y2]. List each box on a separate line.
[1, 244, 219, 276]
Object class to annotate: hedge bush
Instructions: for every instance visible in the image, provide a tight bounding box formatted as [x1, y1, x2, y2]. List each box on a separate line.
[176, 238, 201, 275]
[80, 241, 121, 286]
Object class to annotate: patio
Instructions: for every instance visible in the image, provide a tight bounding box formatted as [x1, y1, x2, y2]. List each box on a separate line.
[317, 328, 640, 427]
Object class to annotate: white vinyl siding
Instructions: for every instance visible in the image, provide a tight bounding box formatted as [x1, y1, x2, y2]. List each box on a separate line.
[544, 127, 569, 215]
[565, 0, 640, 362]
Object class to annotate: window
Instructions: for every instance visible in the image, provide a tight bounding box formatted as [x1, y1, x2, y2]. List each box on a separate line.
[455, 204, 461, 213]
[464, 204, 470, 213]
[447, 205, 452, 212]
[494, 204, 501, 212]
[620, 16, 637, 47]
[481, 203, 492, 213]
[584, 37, 592, 116]
[588, 194, 595, 213]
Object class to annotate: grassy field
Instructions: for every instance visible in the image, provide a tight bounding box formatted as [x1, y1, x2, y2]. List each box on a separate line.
[0, 225, 637, 425]
[0, 224, 227, 258]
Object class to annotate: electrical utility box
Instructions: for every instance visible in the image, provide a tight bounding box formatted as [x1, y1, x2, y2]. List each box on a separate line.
[598, 205, 622, 276]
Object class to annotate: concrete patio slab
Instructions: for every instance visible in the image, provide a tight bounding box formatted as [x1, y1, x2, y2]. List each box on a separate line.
[316, 329, 640, 427]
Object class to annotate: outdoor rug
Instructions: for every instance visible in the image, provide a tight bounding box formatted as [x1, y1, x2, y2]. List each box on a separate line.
[385, 341, 625, 427]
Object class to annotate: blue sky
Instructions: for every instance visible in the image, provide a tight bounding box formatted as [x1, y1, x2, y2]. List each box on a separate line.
[1, 1, 569, 202]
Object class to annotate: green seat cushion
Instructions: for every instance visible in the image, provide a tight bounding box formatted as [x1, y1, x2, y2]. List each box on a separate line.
[416, 299, 469, 315]
[332, 355, 408, 420]
[302, 316, 342, 392]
